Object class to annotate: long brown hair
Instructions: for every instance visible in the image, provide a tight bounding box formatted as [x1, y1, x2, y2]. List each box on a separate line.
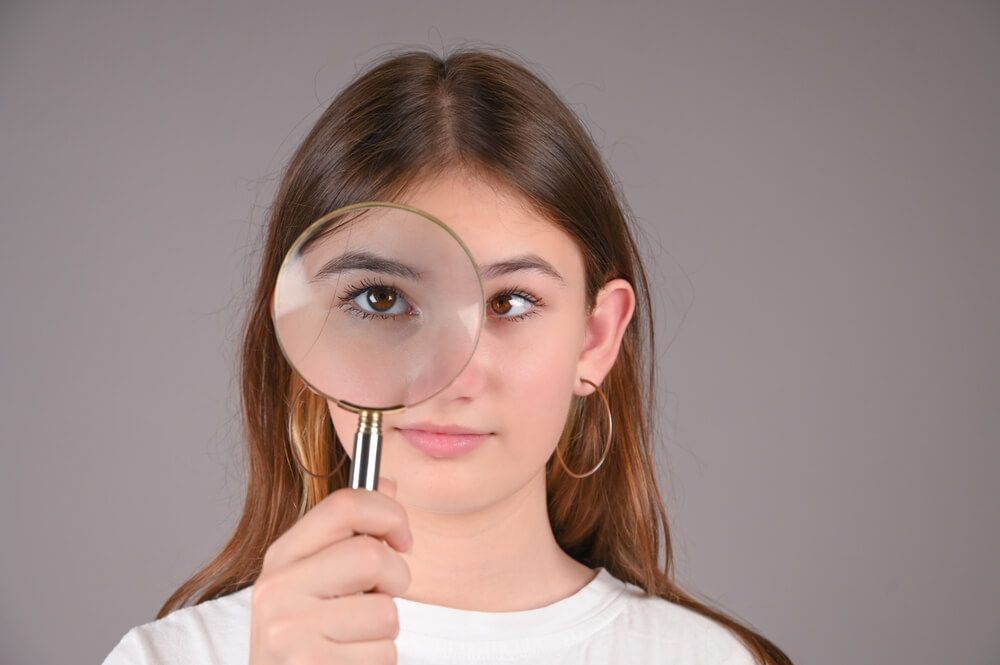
[160, 48, 791, 665]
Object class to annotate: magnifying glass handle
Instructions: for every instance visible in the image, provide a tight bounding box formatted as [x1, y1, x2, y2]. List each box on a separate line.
[349, 410, 382, 491]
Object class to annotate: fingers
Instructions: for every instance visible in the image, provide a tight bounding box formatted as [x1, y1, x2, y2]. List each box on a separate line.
[250, 478, 412, 665]
[262, 484, 412, 574]
[290, 594, 401, 643]
[296, 535, 412, 598]
[254, 535, 411, 618]
[254, 635, 397, 665]
[313, 641, 397, 665]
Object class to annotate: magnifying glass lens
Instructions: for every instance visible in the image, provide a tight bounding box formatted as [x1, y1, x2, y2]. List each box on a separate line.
[272, 204, 483, 411]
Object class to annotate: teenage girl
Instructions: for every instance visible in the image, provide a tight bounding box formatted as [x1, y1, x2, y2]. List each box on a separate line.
[104, 49, 792, 665]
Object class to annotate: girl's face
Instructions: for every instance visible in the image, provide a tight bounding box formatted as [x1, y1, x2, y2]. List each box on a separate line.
[327, 171, 592, 514]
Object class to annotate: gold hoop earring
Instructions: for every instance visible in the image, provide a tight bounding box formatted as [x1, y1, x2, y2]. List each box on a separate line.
[555, 378, 613, 479]
[287, 385, 345, 480]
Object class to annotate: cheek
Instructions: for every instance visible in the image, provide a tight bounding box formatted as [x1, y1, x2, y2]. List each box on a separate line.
[497, 317, 585, 448]
[510, 364, 575, 456]
[327, 403, 356, 455]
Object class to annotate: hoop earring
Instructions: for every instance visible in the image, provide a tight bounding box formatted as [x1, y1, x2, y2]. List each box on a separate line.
[287, 385, 345, 480]
[555, 378, 613, 479]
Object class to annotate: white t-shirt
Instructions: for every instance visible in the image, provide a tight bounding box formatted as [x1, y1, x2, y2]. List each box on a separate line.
[103, 569, 755, 664]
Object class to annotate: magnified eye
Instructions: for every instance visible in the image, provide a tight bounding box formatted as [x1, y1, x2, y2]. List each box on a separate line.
[340, 281, 414, 319]
[489, 292, 535, 318]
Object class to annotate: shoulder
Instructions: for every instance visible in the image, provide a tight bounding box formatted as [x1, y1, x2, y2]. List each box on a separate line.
[599, 571, 757, 665]
[102, 587, 253, 665]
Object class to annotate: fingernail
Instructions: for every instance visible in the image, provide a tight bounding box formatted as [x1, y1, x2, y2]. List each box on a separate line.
[378, 476, 397, 497]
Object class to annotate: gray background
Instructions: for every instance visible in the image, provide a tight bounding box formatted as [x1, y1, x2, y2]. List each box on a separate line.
[1, 1, 997, 664]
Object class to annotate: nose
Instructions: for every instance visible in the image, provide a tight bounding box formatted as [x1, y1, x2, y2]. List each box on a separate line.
[433, 333, 490, 402]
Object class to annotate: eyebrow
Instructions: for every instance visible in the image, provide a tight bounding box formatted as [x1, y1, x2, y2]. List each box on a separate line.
[312, 250, 423, 281]
[479, 254, 566, 285]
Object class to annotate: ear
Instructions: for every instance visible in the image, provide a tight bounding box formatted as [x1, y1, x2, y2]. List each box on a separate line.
[574, 278, 635, 395]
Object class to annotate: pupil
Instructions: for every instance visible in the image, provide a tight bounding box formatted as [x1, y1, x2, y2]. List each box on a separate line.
[492, 295, 512, 315]
[367, 288, 396, 312]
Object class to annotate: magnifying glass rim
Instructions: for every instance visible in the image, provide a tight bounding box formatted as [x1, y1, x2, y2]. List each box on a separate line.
[270, 201, 485, 412]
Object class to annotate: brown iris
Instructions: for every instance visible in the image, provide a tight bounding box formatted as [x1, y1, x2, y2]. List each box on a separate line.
[490, 294, 513, 315]
[366, 286, 397, 312]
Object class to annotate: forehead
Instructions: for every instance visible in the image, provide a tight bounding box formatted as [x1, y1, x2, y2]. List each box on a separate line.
[399, 172, 585, 278]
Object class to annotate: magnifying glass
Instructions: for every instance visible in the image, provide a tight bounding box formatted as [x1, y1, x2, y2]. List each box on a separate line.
[270, 202, 484, 491]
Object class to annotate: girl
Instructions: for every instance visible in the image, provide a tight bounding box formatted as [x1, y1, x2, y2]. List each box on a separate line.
[105, 49, 791, 665]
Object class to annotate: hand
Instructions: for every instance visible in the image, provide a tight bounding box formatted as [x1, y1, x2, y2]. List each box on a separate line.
[249, 479, 413, 665]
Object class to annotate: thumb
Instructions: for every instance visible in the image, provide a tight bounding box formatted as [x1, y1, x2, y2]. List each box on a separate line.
[377, 476, 397, 498]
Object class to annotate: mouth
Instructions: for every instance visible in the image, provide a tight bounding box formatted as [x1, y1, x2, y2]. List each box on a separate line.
[394, 422, 492, 459]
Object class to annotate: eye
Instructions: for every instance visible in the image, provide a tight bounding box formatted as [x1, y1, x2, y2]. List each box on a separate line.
[488, 291, 538, 320]
[340, 282, 414, 319]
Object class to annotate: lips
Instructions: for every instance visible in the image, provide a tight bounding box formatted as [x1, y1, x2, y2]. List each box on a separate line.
[394, 422, 491, 459]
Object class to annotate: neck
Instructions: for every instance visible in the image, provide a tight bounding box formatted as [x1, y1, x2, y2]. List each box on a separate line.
[398, 472, 594, 611]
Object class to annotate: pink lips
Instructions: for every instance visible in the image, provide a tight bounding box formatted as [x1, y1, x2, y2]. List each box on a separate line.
[395, 422, 491, 459]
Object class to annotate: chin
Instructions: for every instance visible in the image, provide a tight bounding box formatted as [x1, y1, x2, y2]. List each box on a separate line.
[392, 465, 490, 514]
[391, 460, 548, 517]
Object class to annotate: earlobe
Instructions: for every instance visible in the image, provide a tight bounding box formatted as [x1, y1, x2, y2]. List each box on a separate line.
[575, 278, 636, 395]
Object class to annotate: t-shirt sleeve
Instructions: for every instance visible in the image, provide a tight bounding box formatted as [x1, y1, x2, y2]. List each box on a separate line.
[101, 589, 252, 665]
[102, 627, 166, 665]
